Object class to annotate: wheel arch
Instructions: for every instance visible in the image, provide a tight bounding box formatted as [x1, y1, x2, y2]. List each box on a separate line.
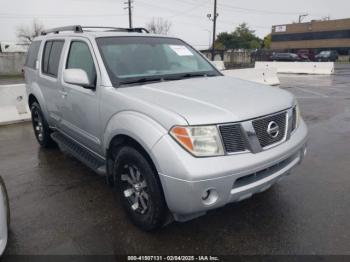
[28, 94, 38, 108]
[27, 83, 50, 121]
[107, 134, 159, 175]
[104, 111, 169, 179]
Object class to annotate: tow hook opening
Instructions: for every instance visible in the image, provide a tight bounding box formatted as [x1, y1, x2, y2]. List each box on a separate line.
[201, 189, 219, 206]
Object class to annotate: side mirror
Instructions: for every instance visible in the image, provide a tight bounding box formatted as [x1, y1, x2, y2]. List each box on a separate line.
[63, 69, 93, 89]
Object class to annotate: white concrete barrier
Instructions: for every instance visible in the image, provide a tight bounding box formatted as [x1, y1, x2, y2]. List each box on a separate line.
[0, 84, 30, 125]
[255, 61, 334, 75]
[224, 67, 280, 86]
[211, 60, 226, 71]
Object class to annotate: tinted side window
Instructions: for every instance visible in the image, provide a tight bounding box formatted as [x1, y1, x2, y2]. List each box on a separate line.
[25, 41, 41, 69]
[66, 41, 96, 85]
[42, 40, 64, 77]
[42, 41, 52, 74]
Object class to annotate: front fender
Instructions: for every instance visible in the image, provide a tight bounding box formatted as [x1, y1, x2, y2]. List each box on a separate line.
[103, 111, 168, 172]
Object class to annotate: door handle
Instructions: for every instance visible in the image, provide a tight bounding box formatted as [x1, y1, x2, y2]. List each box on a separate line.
[59, 90, 68, 98]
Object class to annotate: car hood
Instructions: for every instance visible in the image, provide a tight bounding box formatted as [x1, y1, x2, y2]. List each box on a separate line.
[119, 76, 295, 125]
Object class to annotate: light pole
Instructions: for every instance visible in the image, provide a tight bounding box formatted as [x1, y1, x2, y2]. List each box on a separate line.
[207, 0, 218, 61]
[298, 14, 308, 23]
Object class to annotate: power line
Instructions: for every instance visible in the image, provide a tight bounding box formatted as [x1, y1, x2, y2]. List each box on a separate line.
[218, 2, 305, 15]
[136, 0, 206, 20]
[135, 1, 272, 30]
[218, 1, 328, 17]
[0, 13, 127, 19]
[167, 3, 206, 19]
[219, 19, 271, 29]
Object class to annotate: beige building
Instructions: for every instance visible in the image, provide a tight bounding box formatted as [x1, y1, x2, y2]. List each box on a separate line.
[271, 18, 350, 55]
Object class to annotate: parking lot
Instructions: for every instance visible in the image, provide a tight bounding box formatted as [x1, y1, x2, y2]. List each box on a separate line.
[1, 64, 350, 255]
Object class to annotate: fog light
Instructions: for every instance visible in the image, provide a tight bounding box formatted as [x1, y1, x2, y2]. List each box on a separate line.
[201, 189, 219, 206]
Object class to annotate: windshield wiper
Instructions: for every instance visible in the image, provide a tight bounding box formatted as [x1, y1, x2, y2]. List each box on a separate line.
[119, 77, 164, 86]
[118, 72, 218, 86]
[165, 72, 217, 81]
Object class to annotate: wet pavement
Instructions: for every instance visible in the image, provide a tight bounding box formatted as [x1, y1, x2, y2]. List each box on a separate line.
[1, 65, 350, 255]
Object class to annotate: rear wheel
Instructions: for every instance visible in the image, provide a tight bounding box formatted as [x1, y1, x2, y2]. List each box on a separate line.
[113, 146, 166, 231]
[30, 102, 55, 148]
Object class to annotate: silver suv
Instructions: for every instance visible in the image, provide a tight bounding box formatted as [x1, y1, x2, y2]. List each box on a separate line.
[24, 25, 308, 230]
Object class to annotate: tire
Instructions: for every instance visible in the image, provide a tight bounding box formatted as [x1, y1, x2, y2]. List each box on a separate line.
[113, 146, 166, 231]
[0, 176, 10, 228]
[30, 102, 56, 148]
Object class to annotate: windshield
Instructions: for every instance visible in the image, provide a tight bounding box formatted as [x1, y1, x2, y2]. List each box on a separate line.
[96, 36, 219, 85]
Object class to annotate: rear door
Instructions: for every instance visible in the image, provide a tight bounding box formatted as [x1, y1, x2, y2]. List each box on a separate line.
[59, 37, 102, 154]
[37, 39, 65, 127]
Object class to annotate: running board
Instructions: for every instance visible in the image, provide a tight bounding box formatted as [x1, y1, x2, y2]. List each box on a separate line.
[51, 132, 106, 176]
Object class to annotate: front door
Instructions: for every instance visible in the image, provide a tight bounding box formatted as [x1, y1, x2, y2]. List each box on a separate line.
[60, 38, 102, 155]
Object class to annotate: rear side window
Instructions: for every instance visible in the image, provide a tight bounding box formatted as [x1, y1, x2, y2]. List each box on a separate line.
[42, 40, 64, 77]
[66, 41, 97, 85]
[25, 41, 41, 69]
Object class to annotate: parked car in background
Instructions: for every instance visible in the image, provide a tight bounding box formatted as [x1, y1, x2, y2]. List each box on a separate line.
[270, 53, 301, 62]
[0, 176, 10, 255]
[315, 50, 338, 62]
[296, 49, 315, 61]
[297, 54, 310, 61]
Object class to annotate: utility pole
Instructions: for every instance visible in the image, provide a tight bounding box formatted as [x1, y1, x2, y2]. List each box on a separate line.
[298, 14, 308, 23]
[207, 0, 218, 61]
[124, 0, 133, 28]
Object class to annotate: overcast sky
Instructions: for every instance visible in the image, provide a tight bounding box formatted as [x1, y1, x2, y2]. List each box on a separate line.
[0, 0, 349, 49]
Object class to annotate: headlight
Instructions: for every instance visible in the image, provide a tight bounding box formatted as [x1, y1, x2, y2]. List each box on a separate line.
[295, 103, 301, 128]
[170, 125, 224, 157]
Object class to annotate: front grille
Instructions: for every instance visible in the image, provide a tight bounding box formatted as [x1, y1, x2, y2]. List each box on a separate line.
[219, 124, 246, 153]
[252, 111, 287, 148]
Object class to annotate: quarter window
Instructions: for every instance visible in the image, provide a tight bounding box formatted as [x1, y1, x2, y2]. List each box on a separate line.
[42, 40, 64, 77]
[25, 41, 41, 69]
[66, 41, 97, 86]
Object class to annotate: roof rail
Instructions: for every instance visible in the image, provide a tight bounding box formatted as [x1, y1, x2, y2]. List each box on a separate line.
[41, 25, 83, 35]
[41, 25, 149, 35]
[82, 26, 149, 33]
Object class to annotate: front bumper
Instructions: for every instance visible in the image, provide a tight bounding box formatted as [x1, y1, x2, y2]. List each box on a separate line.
[152, 120, 308, 221]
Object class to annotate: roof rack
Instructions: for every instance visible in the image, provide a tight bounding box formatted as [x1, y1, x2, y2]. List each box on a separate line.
[41, 25, 149, 35]
[82, 26, 149, 33]
[41, 25, 83, 35]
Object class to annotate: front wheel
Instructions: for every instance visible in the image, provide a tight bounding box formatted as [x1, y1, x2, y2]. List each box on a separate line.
[113, 146, 167, 231]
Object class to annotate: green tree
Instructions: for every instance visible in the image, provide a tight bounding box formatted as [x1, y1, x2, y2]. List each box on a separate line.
[215, 32, 235, 49]
[263, 34, 272, 49]
[249, 39, 261, 49]
[215, 23, 262, 50]
[214, 41, 225, 50]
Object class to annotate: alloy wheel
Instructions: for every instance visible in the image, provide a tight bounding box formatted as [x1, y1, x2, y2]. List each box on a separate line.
[33, 110, 44, 142]
[121, 164, 149, 214]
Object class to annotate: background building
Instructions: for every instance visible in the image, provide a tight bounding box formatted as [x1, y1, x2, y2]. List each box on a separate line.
[271, 18, 350, 55]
